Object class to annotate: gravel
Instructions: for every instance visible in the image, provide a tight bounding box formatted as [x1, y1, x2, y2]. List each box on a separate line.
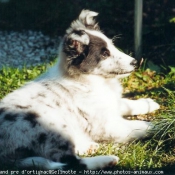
[0, 30, 61, 69]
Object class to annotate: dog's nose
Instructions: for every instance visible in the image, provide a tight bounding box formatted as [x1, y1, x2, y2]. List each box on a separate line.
[130, 59, 137, 67]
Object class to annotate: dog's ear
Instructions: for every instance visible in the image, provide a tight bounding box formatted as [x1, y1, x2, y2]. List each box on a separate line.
[63, 30, 89, 59]
[67, 10, 99, 34]
[64, 38, 86, 58]
[78, 10, 99, 30]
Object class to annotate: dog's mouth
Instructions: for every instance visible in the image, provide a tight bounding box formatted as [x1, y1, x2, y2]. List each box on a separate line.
[109, 70, 134, 75]
[108, 69, 135, 79]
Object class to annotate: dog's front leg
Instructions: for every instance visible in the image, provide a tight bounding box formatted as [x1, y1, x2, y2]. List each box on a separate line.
[103, 118, 153, 143]
[120, 98, 160, 116]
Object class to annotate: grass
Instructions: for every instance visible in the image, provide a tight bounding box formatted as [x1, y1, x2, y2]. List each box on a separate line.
[0, 64, 50, 99]
[1, 61, 175, 174]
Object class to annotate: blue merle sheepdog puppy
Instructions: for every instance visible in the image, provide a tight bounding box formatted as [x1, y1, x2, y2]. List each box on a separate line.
[0, 10, 160, 170]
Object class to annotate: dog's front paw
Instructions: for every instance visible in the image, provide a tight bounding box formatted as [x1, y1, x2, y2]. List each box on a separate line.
[82, 155, 119, 170]
[139, 98, 160, 114]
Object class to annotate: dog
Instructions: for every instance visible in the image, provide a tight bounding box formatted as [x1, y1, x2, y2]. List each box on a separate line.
[0, 10, 160, 170]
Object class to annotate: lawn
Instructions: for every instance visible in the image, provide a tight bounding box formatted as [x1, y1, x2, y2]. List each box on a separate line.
[0, 61, 175, 174]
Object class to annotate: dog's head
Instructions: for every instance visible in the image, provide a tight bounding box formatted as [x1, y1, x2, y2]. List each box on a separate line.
[62, 10, 137, 78]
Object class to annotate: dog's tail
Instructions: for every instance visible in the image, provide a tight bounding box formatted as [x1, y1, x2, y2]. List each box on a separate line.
[16, 155, 119, 170]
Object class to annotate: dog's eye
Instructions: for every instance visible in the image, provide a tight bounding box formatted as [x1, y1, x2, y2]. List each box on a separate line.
[101, 48, 110, 57]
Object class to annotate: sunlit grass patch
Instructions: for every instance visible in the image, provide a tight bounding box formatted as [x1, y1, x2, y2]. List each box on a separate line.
[0, 62, 54, 99]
